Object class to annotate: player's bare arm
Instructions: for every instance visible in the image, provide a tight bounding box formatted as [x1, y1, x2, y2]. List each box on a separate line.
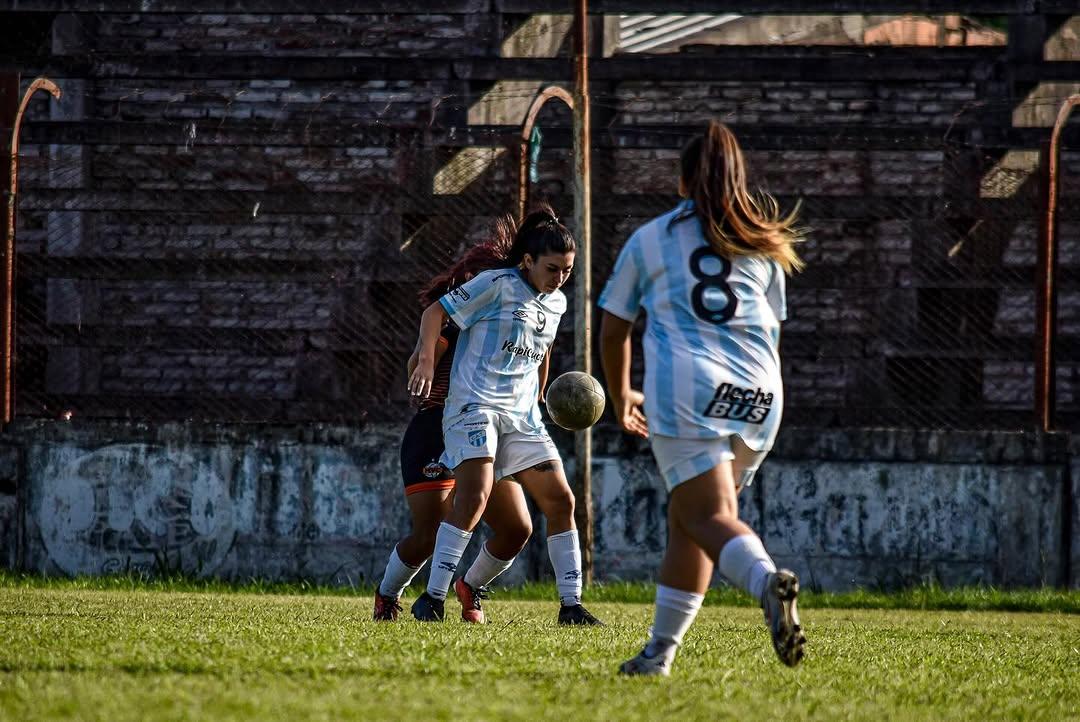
[537, 349, 551, 403]
[408, 301, 449, 398]
[599, 311, 648, 438]
[406, 335, 449, 378]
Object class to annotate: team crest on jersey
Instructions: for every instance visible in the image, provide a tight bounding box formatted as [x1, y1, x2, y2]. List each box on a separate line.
[704, 383, 774, 425]
[468, 429, 487, 448]
[422, 461, 450, 479]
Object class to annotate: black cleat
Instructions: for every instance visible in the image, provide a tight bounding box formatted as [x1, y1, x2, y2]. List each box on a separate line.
[411, 591, 445, 622]
[558, 603, 604, 626]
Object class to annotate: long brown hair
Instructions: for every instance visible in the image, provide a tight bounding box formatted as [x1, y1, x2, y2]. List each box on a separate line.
[418, 204, 574, 307]
[678, 120, 804, 273]
[418, 216, 514, 308]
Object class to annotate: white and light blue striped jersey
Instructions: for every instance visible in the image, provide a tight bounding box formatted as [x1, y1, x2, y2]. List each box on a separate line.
[439, 267, 566, 434]
[598, 200, 787, 450]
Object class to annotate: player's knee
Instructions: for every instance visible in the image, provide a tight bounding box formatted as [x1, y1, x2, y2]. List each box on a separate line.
[506, 516, 533, 552]
[680, 501, 738, 532]
[456, 487, 490, 516]
[544, 486, 575, 522]
[717, 496, 739, 519]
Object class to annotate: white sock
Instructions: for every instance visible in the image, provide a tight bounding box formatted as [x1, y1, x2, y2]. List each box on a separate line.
[547, 529, 583, 606]
[426, 522, 473, 601]
[378, 546, 424, 598]
[644, 585, 705, 660]
[717, 533, 777, 603]
[463, 543, 516, 589]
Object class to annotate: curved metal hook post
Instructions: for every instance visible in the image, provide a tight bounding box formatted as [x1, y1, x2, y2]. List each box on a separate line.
[1035, 94, 1080, 432]
[4, 77, 62, 423]
[518, 85, 574, 221]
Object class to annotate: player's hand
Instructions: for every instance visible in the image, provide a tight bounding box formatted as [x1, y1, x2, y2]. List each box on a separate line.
[614, 388, 648, 438]
[408, 357, 435, 399]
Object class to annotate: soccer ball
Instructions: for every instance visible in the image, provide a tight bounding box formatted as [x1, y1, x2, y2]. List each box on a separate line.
[545, 371, 606, 430]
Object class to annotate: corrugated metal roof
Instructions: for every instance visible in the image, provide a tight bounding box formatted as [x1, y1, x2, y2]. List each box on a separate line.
[618, 14, 741, 53]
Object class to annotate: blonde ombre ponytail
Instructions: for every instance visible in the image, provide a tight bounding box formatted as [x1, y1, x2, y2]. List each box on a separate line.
[680, 120, 805, 274]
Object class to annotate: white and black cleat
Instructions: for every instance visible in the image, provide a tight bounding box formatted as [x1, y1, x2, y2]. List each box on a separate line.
[618, 647, 671, 677]
[762, 569, 807, 667]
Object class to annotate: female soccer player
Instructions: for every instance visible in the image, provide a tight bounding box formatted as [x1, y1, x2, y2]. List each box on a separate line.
[599, 120, 807, 674]
[407, 208, 601, 626]
[374, 231, 534, 624]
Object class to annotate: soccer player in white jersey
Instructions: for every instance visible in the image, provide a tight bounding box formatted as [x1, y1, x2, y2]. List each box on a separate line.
[407, 208, 602, 626]
[374, 233, 535, 624]
[599, 121, 807, 674]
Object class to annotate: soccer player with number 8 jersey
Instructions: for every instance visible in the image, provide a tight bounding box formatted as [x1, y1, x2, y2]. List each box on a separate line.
[599, 120, 807, 675]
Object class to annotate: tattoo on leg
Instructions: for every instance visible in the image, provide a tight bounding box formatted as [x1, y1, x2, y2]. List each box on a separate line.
[532, 461, 557, 472]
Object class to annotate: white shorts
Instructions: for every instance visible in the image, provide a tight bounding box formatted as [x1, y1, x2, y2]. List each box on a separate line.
[442, 408, 561, 480]
[650, 434, 768, 491]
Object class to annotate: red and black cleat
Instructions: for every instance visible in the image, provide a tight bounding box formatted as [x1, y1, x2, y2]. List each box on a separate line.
[373, 592, 402, 622]
[454, 578, 491, 624]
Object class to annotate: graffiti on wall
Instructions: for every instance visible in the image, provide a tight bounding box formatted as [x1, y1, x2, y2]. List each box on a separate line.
[38, 444, 235, 576]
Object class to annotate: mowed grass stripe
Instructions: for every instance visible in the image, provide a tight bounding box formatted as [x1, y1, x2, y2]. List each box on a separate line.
[2, 572, 1078, 614]
[1, 588, 1077, 722]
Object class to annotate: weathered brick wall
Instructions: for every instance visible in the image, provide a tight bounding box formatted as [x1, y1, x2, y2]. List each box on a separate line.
[614, 80, 979, 127]
[581, 73, 1064, 429]
[16, 11, 519, 421]
[12, 10, 1076, 429]
[95, 12, 494, 57]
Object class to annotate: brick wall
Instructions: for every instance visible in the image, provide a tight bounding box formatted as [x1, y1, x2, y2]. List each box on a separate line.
[614, 80, 979, 127]
[95, 12, 494, 57]
[11, 9, 1077, 429]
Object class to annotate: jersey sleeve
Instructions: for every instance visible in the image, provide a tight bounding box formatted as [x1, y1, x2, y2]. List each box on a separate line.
[598, 233, 644, 322]
[765, 260, 787, 322]
[439, 270, 502, 330]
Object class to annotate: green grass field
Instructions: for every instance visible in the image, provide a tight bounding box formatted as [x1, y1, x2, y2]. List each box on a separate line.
[1, 577, 1077, 722]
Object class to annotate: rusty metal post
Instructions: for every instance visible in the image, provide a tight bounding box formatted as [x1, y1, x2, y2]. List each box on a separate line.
[0, 74, 19, 426]
[3, 77, 62, 424]
[1036, 94, 1080, 433]
[572, 0, 594, 584]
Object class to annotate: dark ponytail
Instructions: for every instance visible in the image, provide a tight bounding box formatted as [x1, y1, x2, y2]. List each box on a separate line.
[506, 204, 576, 267]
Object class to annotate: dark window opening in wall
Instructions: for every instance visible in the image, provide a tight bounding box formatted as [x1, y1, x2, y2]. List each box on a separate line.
[365, 280, 421, 359]
[917, 287, 1000, 347]
[886, 357, 982, 411]
[0, 12, 56, 60]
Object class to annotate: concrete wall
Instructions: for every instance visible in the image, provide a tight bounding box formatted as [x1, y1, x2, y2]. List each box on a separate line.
[1, 420, 1073, 591]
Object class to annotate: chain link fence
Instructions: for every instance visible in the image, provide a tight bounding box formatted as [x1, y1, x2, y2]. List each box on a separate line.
[15, 90, 525, 423]
[6, 11, 1078, 431]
